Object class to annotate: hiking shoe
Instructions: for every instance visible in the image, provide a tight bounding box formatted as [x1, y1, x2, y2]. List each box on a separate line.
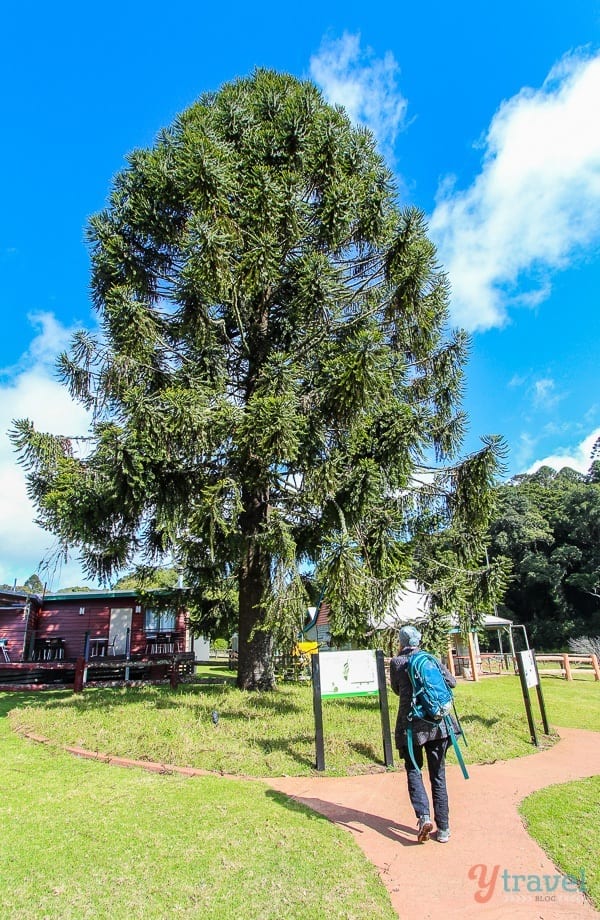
[417, 816, 433, 843]
[437, 827, 451, 843]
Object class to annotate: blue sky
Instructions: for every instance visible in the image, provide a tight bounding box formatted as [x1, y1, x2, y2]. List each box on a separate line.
[2, 0, 600, 589]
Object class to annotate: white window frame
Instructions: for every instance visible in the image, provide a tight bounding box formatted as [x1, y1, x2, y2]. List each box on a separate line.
[144, 608, 176, 632]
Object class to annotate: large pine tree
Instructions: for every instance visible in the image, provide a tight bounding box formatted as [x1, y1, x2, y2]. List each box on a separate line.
[12, 70, 502, 688]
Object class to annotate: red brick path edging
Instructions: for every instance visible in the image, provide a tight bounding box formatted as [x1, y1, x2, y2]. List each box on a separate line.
[18, 728, 224, 777]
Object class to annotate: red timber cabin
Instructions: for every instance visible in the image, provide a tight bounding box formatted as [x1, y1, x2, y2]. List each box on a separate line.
[0, 589, 34, 663]
[0, 588, 194, 687]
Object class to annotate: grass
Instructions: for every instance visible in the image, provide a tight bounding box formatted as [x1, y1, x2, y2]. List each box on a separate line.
[9, 673, 600, 777]
[520, 776, 600, 910]
[0, 692, 396, 920]
[2, 672, 598, 917]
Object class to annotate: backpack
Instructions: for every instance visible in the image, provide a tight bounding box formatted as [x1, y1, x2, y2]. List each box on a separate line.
[407, 650, 454, 722]
[405, 650, 470, 780]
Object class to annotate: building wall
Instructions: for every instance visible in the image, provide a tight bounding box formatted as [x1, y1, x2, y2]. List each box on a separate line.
[0, 597, 35, 661]
[35, 598, 187, 659]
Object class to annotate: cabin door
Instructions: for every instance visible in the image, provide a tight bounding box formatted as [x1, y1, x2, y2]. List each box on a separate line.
[109, 608, 133, 656]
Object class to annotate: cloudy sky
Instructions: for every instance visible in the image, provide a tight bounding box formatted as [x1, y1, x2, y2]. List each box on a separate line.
[2, 0, 600, 588]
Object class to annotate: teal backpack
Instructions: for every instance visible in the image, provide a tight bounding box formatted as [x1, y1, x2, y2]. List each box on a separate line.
[406, 650, 469, 779]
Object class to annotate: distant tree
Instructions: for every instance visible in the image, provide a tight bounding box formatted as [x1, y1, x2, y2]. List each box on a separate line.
[112, 566, 179, 591]
[568, 634, 600, 658]
[588, 435, 600, 483]
[11, 70, 503, 689]
[0, 574, 46, 595]
[23, 574, 44, 594]
[56, 586, 93, 593]
[487, 467, 600, 648]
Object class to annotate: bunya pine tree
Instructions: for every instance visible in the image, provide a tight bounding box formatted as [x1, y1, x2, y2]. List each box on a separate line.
[11, 70, 503, 688]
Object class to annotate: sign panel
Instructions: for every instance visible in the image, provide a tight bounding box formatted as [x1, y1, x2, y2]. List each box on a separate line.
[319, 649, 379, 698]
[518, 649, 539, 689]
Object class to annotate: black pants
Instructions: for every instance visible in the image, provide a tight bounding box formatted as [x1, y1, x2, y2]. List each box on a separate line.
[403, 736, 450, 830]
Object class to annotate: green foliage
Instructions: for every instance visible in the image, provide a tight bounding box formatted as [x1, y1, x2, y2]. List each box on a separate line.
[55, 586, 93, 594]
[487, 466, 600, 648]
[11, 70, 504, 687]
[23, 574, 44, 593]
[113, 565, 179, 590]
[0, 573, 54, 595]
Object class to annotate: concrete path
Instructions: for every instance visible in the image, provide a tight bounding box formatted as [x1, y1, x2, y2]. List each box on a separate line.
[268, 727, 600, 919]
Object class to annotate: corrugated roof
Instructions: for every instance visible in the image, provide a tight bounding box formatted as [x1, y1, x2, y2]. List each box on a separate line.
[372, 580, 513, 631]
[43, 588, 187, 602]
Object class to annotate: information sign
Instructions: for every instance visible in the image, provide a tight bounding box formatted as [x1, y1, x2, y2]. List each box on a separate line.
[519, 649, 539, 689]
[319, 649, 379, 698]
[311, 650, 393, 770]
[516, 648, 550, 746]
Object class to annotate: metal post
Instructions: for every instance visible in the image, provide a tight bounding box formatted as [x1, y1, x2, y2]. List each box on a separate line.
[376, 650, 394, 768]
[124, 627, 131, 681]
[516, 651, 538, 746]
[532, 652, 550, 735]
[446, 638, 456, 676]
[311, 653, 325, 771]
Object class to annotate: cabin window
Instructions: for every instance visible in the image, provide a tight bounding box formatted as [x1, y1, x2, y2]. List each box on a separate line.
[144, 608, 176, 632]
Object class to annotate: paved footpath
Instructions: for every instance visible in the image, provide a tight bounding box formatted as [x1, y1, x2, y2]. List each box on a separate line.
[269, 727, 600, 920]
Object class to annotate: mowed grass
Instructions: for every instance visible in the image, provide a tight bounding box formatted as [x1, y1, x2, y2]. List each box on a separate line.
[520, 776, 600, 910]
[9, 672, 600, 777]
[0, 692, 396, 920]
[3, 672, 599, 916]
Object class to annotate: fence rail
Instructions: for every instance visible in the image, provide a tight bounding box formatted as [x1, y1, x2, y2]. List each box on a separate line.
[535, 653, 600, 681]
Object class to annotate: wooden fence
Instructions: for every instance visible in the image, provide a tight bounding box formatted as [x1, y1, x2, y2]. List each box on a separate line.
[535, 653, 600, 681]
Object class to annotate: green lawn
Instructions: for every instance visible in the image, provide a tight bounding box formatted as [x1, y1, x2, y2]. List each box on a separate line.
[2, 674, 598, 917]
[9, 674, 599, 777]
[520, 776, 600, 910]
[0, 692, 395, 920]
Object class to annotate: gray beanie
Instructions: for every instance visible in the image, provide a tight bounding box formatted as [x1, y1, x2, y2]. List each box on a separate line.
[398, 625, 422, 649]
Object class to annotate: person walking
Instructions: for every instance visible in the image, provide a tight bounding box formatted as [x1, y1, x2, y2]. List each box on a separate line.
[390, 625, 457, 844]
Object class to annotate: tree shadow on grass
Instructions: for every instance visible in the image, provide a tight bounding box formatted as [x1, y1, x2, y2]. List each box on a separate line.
[0, 689, 70, 719]
[348, 740, 388, 765]
[460, 713, 501, 728]
[7, 683, 303, 717]
[265, 788, 420, 846]
[252, 735, 316, 770]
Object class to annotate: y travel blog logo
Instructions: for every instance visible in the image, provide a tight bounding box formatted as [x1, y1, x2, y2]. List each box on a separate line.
[468, 864, 587, 904]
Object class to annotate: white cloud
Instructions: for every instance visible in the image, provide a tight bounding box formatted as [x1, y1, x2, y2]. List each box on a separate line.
[310, 32, 408, 161]
[514, 431, 539, 470]
[532, 377, 563, 409]
[527, 427, 600, 475]
[0, 314, 95, 590]
[430, 49, 600, 331]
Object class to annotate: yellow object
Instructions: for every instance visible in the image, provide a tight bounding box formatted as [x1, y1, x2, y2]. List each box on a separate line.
[295, 641, 319, 656]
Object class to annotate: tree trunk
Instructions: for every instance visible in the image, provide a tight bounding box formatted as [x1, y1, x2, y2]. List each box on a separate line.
[236, 486, 275, 690]
[237, 300, 275, 690]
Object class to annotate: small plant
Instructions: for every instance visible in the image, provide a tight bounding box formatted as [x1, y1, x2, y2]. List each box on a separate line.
[568, 635, 600, 658]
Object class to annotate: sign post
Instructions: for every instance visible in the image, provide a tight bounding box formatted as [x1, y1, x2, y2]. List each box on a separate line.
[532, 652, 550, 735]
[376, 650, 394, 768]
[311, 653, 326, 772]
[516, 649, 550, 745]
[311, 649, 393, 771]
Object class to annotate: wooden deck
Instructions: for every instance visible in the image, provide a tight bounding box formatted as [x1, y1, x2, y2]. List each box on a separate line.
[0, 652, 195, 690]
